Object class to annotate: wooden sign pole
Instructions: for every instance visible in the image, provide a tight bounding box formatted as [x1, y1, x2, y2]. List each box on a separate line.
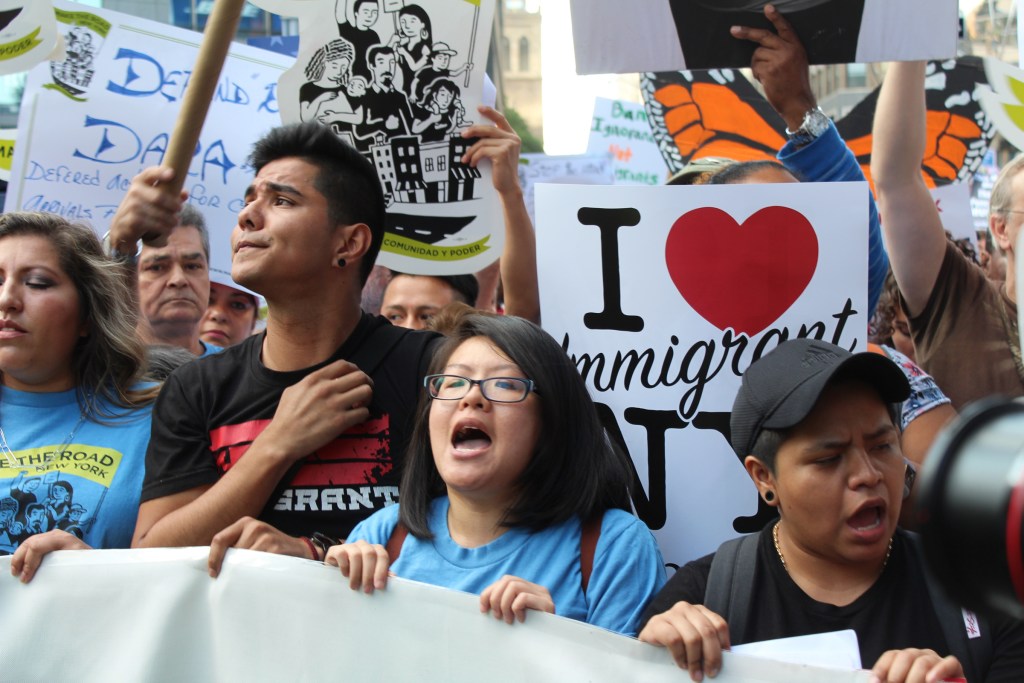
[149, 0, 245, 244]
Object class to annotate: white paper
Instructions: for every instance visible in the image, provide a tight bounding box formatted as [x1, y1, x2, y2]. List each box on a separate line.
[733, 630, 863, 670]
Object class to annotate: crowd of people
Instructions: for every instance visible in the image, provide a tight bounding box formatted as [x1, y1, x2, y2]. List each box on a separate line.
[4, 3, 1024, 681]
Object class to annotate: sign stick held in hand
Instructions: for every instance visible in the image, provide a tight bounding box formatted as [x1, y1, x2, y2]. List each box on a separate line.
[147, 0, 245, 245]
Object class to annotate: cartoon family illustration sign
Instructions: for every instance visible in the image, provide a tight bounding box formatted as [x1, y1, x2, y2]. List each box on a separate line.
[256, 0, 500, 274]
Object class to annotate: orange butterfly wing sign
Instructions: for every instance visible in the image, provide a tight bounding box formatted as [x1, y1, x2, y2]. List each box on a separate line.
[643, 70, 786, 172]
[642, 58, 994, 189]
[837, 58, 991, 191]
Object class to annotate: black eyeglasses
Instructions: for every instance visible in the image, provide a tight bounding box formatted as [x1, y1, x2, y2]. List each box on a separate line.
[424, 374, 538, 403]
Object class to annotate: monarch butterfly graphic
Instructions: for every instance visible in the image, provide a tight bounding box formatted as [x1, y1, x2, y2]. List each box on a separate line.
[640, 57, 995, 189]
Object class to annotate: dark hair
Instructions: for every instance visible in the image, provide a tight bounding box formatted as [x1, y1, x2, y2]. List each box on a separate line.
[398, 4, 432, 43]
[387, 271, 479, 307]
[366, 44, 396, 71]
[353, 0, 377, 11]
[869, 269, 902, 346]
[709, 160, 799, 185]
[178, 204, 210, 262]
[0, 212, 156, 415]
[144, 344, 198, 382]
[423, 77, 459, 106]
[249, 122, 385, 285]
[50, 480, 73, 497]
[399, 312, 633, 538]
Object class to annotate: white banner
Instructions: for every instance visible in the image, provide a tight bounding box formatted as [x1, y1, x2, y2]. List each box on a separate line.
[570, 0, 958, 74]
[586, 97, 668, 187]
[0, 548, 872, 683]
[535, 182, 868, 566]
[4, 1, 292, 289]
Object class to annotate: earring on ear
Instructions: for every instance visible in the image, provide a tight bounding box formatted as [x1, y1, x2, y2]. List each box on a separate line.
[337, 258, 347, 268]
[763, 490, 775, 503]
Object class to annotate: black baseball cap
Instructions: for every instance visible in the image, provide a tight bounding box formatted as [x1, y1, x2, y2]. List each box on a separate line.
[730, 339, 911, 458]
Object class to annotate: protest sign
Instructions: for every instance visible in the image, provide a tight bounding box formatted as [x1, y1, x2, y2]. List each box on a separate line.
[0, 0, 60, 75]
[0, 126, 14, 181]
[587, 97, 667, 187]
[980, 58, 1024, 154]
[3, 1, 292, 289]
[930, 182, 977, 248]
[535, 182, 868, 565]
[570, 0, 958, 74]
[517, 151, 614, 227]
[642, 58, 994, 189]
[250, 0, 501, 275]
[0, 547, 873, 683]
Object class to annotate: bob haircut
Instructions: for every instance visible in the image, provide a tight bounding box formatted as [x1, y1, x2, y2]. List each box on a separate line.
[399, 310, 633, 538]
[249, 122, 385, 286]
[0, 212, 156, 416]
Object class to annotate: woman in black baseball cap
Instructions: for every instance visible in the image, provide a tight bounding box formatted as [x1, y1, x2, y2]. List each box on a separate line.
[637, 339, 1024, 682]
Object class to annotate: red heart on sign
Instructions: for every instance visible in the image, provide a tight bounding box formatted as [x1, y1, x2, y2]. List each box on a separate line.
[665, 206, 819, 336]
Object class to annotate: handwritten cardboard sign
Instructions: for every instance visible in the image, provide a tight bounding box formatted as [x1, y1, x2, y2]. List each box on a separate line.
[586, 97, 668, 187]
[535, 182, 868, 566]
[3, 1, 292, 289]
[517, 151, 614, 227]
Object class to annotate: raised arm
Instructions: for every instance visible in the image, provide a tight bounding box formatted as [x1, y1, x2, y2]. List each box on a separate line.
[460, 106, 540, 324]
[734, 4, 889, 316]
[870, 61, 948, 317]
[107, 166, 188, 251]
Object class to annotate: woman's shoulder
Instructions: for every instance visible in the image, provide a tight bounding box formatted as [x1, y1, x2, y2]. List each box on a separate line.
[346, 503, 402, 544]
[597, 508, 658, 541]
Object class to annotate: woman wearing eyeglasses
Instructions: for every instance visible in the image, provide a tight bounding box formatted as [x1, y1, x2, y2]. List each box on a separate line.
[325, 311, 665, 636]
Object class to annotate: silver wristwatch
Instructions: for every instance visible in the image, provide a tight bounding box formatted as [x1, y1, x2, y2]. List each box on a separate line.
[785, 106, 830, 147]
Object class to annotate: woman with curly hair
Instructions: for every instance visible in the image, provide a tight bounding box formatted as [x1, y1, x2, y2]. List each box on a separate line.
[300, 38, 365, 127]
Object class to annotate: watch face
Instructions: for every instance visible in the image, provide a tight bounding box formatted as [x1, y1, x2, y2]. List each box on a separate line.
[805, 109, 830, 137]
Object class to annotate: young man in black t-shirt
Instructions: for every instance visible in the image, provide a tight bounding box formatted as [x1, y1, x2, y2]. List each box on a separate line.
[128, 123, 437, 568]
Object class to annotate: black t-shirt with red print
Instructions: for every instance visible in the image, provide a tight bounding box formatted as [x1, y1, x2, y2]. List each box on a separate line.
[142, 313, 438, 539]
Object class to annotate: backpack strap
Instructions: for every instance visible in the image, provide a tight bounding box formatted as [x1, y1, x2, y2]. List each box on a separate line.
[385, 521, 410, 563]
[580, 514, 603, 595]
[905, 532, 992, 683]
[704, 533, 760, 644]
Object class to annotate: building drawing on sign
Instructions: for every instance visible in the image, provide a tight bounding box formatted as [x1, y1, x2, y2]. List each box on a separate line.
[371, 135, 480, 244]
[51, 26, 99, 96]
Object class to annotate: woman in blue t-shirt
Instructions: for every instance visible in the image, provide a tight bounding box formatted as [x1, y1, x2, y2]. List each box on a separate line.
[326, 309, 665, 636]
[4, 212, 158, 581]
